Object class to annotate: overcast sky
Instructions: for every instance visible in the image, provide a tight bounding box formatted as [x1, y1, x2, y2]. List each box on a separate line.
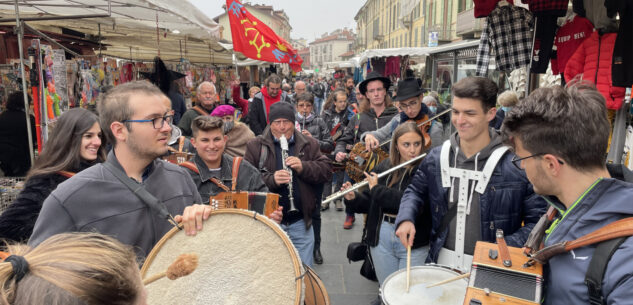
[189, 0, 365, 42]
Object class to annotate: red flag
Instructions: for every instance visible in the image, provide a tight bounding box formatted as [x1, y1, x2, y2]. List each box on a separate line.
[226, 0, 303, 72]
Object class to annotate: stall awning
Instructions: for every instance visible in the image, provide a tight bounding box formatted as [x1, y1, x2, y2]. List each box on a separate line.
[0, 0, 232, 64]
[358, 47, 432, 64]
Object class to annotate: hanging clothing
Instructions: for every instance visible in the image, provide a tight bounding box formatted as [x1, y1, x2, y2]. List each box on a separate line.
[573, 0, 618, 32]
[564, 31, 626, 110]
[384, 56, 401, 77]
[521, 0, 568, 17]
[551, 15, 595, 75]
[473, 0, 515, 18]
[606, 0, 633, 87]
[476, 3, 534, 76]
[530, 15, 559, 73]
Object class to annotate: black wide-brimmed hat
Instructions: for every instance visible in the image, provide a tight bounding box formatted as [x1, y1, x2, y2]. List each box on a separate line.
[394, 78, 424, 101]
[359, 71, 391, 95]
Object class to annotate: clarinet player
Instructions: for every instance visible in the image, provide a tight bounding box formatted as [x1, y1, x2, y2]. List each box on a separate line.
[245, 102, 332, 266]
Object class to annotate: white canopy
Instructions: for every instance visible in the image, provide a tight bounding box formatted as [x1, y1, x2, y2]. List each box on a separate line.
[0, 0, 232, 64]
[358, 47, 431, 64]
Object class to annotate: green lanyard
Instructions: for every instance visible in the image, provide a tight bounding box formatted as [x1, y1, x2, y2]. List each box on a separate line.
[544, 178, 603, 242]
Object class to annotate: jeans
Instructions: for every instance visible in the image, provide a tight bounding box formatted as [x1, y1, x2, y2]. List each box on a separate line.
[282, 219, 315, 267]
[370, 220, 429, 286]
[314, 97, 323, 115]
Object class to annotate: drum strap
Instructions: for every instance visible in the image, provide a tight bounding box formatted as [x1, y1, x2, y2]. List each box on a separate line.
[439, 140, 509, 271]
[178, 136, 185, 153]
[102, 162, 179, 228]
[231, 157, 243, 192]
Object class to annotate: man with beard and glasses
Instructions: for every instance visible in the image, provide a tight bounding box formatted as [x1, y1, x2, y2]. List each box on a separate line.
[178, 81, 218, 137]
[209, 105, 255, 157]
[29, 81, 212, 260]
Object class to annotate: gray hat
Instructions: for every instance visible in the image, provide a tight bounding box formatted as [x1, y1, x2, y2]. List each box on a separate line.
[269, 102, 295, 123]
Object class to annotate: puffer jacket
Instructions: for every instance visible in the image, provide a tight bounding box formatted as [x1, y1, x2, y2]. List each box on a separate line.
[564, 31, 626, 110]
[395, 136, 547, 263]
[295, 112, 334, 153]
[543, 178, 633, 304]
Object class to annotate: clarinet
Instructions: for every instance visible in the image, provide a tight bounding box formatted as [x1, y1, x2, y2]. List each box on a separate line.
[279, 135, 298, 213]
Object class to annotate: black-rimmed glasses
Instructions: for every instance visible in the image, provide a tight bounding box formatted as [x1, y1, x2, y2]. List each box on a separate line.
[123, 114, 174, 129]
[511, 153, 565, 170]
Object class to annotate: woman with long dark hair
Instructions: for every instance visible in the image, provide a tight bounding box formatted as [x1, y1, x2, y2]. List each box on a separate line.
[342, 122, 431, 288]
[0, 108, 106, 242]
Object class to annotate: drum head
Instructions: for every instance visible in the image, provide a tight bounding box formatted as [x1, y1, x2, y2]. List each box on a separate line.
[381, 265, 467, 305]
[142, 209, 304, 305]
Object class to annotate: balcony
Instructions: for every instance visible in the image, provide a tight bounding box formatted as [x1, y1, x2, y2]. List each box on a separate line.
[456, 8, 485, 38]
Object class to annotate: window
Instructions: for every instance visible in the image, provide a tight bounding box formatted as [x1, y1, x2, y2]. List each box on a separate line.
[415, 28, 418, 46]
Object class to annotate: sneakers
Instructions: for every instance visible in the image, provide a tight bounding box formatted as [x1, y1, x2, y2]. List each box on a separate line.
[343, 215, 355, 229]
[321, 201, 329, 211]
[335, 200, 344, 211]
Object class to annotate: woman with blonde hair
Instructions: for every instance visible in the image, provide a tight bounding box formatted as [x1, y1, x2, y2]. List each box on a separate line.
[0, 232, 145, 305]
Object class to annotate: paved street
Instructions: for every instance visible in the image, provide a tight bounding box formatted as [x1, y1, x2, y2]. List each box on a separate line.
[312, 205, 380, 305]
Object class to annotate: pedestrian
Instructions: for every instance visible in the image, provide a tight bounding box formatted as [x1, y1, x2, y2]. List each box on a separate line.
[247, 74, 292, 135]
[0, 92, 35, 177]
[178, 81, 218, 137]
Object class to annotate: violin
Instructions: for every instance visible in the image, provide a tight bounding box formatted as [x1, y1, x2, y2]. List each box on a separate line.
[411, 114, 432, 150]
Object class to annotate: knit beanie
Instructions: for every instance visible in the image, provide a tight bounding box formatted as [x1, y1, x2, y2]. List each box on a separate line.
[268, 102, 295, 123]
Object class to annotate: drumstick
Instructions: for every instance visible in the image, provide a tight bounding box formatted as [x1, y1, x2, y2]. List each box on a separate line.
[143, 253, 199, 285]
[426, 272, 471, 288]
[406, 245, 411, 293]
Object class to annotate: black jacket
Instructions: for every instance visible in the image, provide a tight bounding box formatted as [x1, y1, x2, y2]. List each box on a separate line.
[0, 110, 35, 176]
[345, 159, 431, 249]
[334, 106, 399, 154]
[606, 0, 633, 87]
[247, 92, 291, 135]
[296, 113, 333, 153]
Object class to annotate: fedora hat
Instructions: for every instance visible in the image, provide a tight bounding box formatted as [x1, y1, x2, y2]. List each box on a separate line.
[393, 78, 424, 101]
[359, 71, 391, 95]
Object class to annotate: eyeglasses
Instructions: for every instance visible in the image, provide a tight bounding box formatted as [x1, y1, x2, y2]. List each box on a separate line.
[511, 153, 565, 170]
[400, 101, 419, 110]
[123, 114, 174, 129]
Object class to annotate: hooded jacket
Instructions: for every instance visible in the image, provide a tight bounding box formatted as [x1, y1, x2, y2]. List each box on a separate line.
[295, 112, 333, 153]
[543, 178, 633, 304]
[334, 106, 399, 154]
[244, 128, 332, 227]
[247, 91, 291, 135]
[395, 129, 547, 262]
[345, 159, 431, 249]
[564, 31, 625, 110]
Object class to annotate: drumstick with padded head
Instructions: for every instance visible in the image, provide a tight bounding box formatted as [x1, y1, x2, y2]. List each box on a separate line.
[143, 253, 199, 285]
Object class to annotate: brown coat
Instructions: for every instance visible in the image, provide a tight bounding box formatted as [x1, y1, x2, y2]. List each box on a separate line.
[225, 122, 255, 157]
[244, 127, 332, 226]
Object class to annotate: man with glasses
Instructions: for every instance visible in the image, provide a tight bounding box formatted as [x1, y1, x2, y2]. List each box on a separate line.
[362, 78, 431, 151]
[29, 81, 210, 260]
[244, 102, 332, 267]
[178, 81, 219, 137]
[394, 77, 546, 272]
[502, 84, 633, 304]
[247, 74, 292, 136]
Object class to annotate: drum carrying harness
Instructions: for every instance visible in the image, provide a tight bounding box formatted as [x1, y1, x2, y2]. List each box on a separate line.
[179, 157, 243, 192]
[439, 140, 510, 271]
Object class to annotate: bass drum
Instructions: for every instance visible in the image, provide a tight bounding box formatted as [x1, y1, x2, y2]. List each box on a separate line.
[380, 265, 467, 305]
[304, 265, 330, 305]
[141, 209, 304, 305]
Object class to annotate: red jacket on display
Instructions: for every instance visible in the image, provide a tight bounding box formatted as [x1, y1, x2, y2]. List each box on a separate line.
[551, 15, 594, 75]
[473, 0, 514, 18]
[564, 31, 626, 110]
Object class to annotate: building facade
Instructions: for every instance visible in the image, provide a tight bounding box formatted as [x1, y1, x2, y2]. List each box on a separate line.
[309, 29, 355, 71]
[355, 0, 466, 53]
[214, 3, 292, 42]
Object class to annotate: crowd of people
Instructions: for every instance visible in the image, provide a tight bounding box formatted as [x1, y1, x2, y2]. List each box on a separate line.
[0, 69, 631, 305]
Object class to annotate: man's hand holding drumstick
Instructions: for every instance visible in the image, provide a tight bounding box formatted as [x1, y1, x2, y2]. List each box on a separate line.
[175, 204, 284, 236]
[396, 221, 416, 248]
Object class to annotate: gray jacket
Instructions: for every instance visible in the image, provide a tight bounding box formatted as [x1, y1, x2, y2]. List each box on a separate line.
[184, 153, 268, 201]
[543, 178, 633, 304]
[29, 151, 202, 259]
[362, 114, 445, 149]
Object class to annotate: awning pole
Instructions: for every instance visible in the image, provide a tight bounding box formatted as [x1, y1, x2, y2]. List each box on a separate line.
[14, 0, 35, 166]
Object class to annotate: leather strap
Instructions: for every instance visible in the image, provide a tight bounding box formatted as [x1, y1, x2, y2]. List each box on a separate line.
[179, 161, 230, 192]
[57, 171, 76, 178]
[178, 136, 185, 152]
[193, 106, 209, 116]
[231, 157, 243, 192]
[102, 162, 179, 228]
